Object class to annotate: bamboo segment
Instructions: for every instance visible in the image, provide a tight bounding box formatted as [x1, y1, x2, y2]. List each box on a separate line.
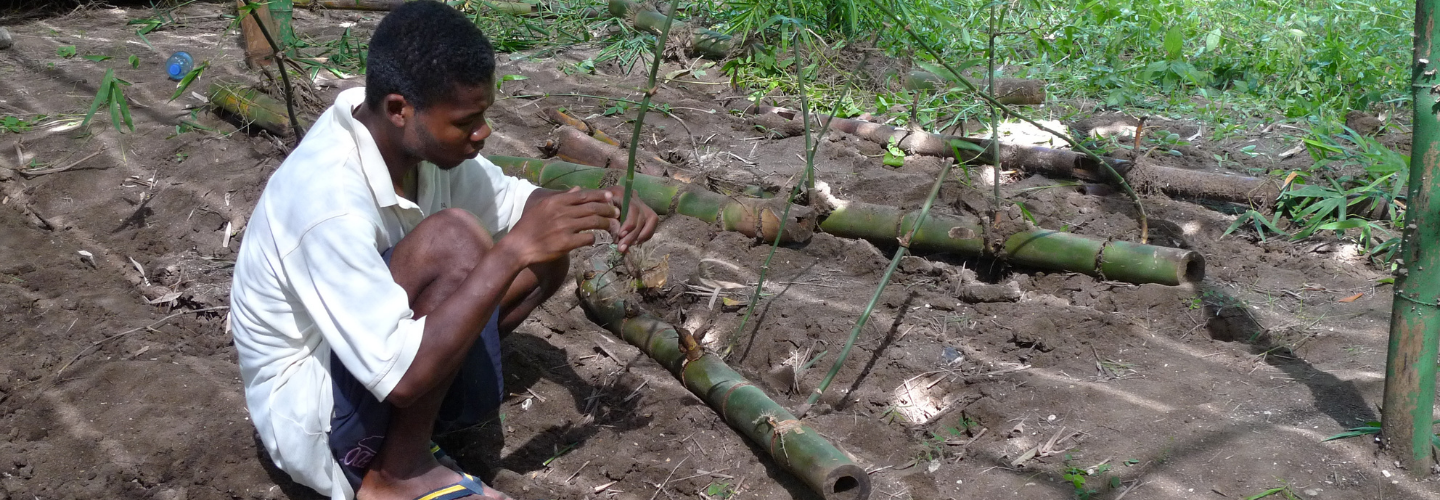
[1004, 230, 1204, 285]
[608, 0, 732, 59]
[577, 255, 871, 500]
[904, 71, 1046, 105]
[1099, 240, 1206, 285]
[487, 156, 815, 243]
[550, 125, 667, 175]
[749, 107, 1278, 206]
[491, 156, 1204, 285]
[207, 82, 302, 135]
[236, 0, 277, 68]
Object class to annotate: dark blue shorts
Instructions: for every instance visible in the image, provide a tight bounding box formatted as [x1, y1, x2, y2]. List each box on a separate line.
[327, 247, 505, 490]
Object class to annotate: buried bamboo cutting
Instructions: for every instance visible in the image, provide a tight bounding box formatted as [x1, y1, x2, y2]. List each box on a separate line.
[487, 156, 1205, 285]
[576, 253, 871, 500]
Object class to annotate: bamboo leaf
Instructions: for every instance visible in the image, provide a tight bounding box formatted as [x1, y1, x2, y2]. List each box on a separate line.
[1321, 421, 1381, 442]
[115, 85, 133, 132]
[80, 69, 114, 131]
[108, 86, 123, 133]
[82, 55, 111, 62]
[129, 54, 140, 68]
[169, 61, 209, 102]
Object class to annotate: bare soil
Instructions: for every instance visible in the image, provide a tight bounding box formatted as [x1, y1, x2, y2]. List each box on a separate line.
[0, 4, 1433, 500]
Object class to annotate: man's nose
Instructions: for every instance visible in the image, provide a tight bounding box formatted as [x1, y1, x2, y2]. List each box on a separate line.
[471, 123, 492, 143]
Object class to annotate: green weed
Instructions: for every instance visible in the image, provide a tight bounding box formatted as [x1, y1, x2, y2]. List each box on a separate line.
[1, 115, 46, 134]
[703, 481, 736, 499]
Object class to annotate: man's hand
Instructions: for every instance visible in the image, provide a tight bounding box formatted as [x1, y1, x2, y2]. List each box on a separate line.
[605, 185, 658, 254]
[504, 187, 621, 265]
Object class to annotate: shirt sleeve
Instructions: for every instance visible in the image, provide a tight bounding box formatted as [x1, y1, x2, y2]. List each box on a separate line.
[449, 156, 540, 234]
[282, 214, 423, 402]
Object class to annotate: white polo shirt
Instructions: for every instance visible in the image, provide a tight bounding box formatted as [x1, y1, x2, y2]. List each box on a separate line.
[229, 87, 538, 499]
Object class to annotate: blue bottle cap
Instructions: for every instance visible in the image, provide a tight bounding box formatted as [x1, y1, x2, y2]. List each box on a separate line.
[168, 62, 184, 78]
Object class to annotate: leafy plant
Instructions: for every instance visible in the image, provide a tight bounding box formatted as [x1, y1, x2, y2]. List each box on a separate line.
[1, 115, 46, 134]
[80, 69, 134, 134]
[703, 481, 736, 499]
[1062, 456, 1119, 500]
[56, 45, 77, 58]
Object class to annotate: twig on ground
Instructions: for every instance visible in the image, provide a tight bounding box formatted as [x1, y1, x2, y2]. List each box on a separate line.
[54, 306, 230, 379]
[648, 456, 688, 500]
[241, 0, 304, 146]
[18, 149, 103, 178]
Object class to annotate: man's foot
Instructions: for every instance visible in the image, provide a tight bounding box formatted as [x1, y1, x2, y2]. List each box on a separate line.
[356, 461, 513, 500]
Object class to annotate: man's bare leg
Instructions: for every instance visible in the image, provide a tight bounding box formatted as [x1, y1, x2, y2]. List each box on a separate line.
[355, 209, 565, 499]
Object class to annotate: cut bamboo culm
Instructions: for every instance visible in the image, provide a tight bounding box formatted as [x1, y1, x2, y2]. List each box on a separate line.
[488, 156, 815, 244]
[746, 107, 1280, 207]
[490, 156, 1205, 285]
[236, 0, 277, 68]
[608, 0, 733, 59]
[903, 70, 1046, 105]
[576, 254, 871, 500]
[208, 82, 305, 135]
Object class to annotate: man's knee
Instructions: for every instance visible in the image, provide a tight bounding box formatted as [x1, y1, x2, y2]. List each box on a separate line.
[390, 208, 495, 295]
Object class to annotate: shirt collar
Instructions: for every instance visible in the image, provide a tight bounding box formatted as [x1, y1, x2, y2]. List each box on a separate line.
[332, 87, 417, 210]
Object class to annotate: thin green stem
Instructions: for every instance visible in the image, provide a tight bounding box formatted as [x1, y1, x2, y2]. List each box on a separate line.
[725, 184, 801, 357]
[987, 1, 999, 219]
[799, 152, 955, 418]
[787, 0, 815, 194]
[868, 0, 1148, 243]
[621, 0, 678, 225]
[241, 0, 304, 146]
[726, 58, 853, 358]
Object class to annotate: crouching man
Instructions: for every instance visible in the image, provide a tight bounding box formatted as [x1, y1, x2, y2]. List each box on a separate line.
[228, 2, 657, 498]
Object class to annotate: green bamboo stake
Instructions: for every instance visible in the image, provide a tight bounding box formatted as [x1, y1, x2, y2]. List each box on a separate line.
[577, 255, 871, 499]
[620, 0, 678, 226]
[1381, 0, 1440, 476]
[797, 146, 956, 418]
[868, 0, 1149, 244]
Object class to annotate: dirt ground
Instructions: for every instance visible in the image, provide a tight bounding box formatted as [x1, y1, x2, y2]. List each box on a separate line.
[1, 3, 1436, 500]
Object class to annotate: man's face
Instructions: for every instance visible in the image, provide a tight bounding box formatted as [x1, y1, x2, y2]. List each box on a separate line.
[403, 82, 494, 169]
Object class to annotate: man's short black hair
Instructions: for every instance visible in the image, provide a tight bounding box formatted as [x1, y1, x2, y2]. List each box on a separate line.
[365, 0, 495, 111]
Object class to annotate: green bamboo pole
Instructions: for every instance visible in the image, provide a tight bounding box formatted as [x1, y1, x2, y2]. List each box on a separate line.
[488, 156, 815, 243]
[1381, 0, 1440, 476]
[577, 255, 871, 500]
[489, 156, 1204, 285]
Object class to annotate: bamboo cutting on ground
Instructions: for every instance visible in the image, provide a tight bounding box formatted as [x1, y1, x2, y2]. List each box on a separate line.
[488, 156, 1205, 286]
[608, 0, 733, 59]
[576, 253, 872, 500]
[744, 106, 1281, 206]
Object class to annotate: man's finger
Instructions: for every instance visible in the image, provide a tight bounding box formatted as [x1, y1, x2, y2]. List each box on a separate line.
[573, 200, 621, 219]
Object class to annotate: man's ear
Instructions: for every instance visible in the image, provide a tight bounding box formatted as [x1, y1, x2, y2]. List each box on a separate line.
[382, 94, 411, 128]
